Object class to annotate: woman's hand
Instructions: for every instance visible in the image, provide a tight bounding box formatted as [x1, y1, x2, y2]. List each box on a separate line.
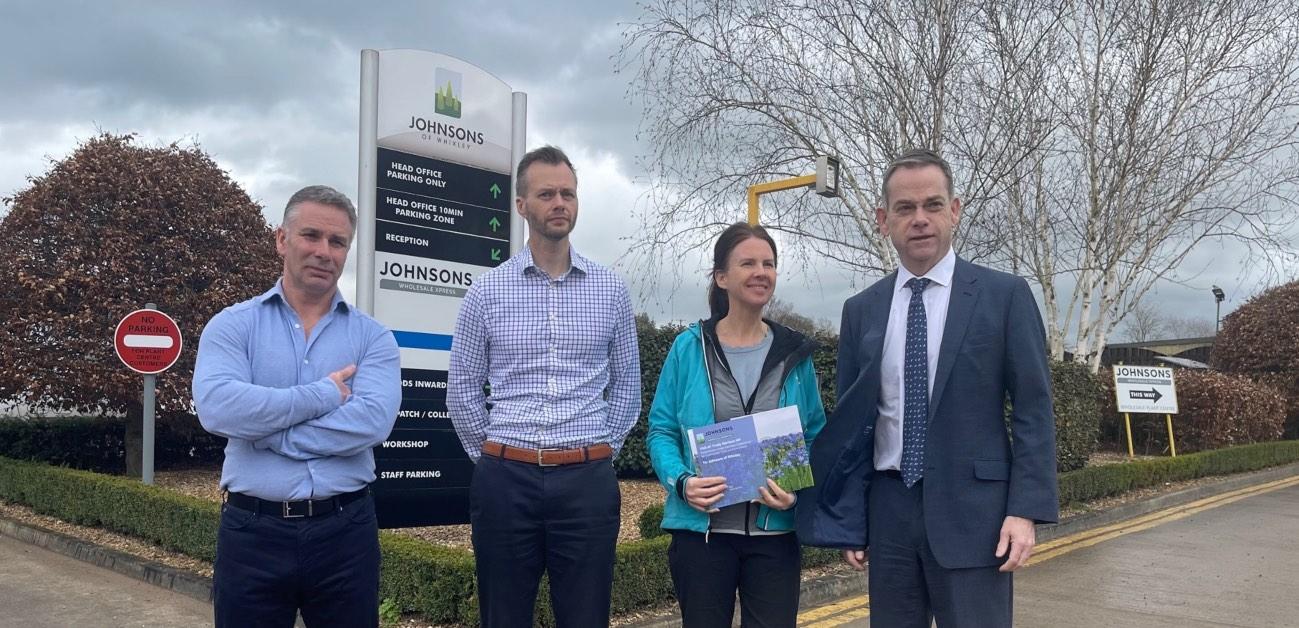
[684, 475, 727, 513]
[755, 478, 797, 511]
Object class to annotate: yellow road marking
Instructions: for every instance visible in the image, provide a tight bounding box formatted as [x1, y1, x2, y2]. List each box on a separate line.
[797, 594, 868, 623]
[1029, 475, 1299, 565]
[795, 474, 1299, 626]
[802, 604, 872, 627]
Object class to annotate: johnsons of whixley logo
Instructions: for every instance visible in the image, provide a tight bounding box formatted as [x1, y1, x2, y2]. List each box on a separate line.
[434, 67, 462, 118]
[408, 66, 484, 147]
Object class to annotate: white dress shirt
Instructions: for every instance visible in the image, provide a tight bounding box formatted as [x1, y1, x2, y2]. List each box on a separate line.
[874, 248, 956, 471]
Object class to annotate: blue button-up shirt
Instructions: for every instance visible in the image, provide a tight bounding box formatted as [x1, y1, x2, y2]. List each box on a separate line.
[447, 246, 641, 461]
[192, 281, 401, 501]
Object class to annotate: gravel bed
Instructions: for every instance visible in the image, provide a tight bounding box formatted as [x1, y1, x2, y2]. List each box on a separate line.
[151, 468, 668, 549]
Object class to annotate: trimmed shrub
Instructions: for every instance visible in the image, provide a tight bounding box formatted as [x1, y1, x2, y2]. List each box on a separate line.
[615, 318, 683, 478]
[378, 533, 478, 623]
[0, 415, 224, 473]
[0, 456, 219, 560]
[811, 330, 838, 414]
[638, 502, 666, 539]
[1171, 370, 1285, 452]
[1057, 440, 1299, 504]
[1212, 281, 1299, 438]
[1050, 361, 1103, 472]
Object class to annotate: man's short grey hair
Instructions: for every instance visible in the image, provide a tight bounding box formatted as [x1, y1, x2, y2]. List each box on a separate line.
[881, 148, 956, 205]
[283, 185, 357, 230]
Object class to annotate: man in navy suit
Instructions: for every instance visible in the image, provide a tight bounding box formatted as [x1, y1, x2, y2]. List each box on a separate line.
[797, 149, 1058, 626]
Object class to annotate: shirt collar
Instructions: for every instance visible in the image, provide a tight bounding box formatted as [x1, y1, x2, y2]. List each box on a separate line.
[895, 247, 956, 293]
[259, 278, 351, 313]
[518, 243, 590, 278]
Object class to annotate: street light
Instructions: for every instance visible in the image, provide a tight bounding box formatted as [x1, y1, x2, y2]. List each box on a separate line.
[1212, 285, 1225, 334]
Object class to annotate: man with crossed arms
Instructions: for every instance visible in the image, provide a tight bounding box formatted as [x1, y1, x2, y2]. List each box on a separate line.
[194, 185, 401, 627]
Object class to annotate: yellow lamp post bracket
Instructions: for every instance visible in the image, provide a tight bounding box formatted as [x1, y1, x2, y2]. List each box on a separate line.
[746, 155, 840, 225]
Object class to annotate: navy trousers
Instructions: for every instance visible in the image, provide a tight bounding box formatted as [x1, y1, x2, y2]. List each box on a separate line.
[470, 455, 621, 628]
[868, 472, 1012, 628]
[667, 530, 801, 628]
[213, 493, 380, 628]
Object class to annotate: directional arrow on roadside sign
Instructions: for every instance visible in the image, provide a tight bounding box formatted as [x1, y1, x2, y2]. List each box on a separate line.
[490, 248, 501, 261]
[489, 183, 501, 199]
[1128, 388, 1163, 403]
[488, 216, 501, 232]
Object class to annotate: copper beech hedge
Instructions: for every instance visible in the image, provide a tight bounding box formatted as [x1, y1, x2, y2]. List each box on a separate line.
[1213, 280, 1299, 438]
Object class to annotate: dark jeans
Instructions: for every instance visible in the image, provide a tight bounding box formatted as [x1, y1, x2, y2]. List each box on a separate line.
[470, 455, 621, 628]
[667, 530, 801, 628]
[868, 472, 1012, 628]
[213, 493, 380, 628]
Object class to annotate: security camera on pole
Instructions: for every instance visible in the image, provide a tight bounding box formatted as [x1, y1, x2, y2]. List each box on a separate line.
[113, 304, 183, 485]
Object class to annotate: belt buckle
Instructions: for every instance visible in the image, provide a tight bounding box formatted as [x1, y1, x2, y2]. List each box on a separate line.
[282, 500, 312, 518]
[536, 448, 560, 467]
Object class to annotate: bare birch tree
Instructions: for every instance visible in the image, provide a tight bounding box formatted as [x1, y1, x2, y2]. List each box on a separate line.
[1006, 0, 1299, 369]
[620, 0, 1058, 288]
[626, 0, 1299, 371]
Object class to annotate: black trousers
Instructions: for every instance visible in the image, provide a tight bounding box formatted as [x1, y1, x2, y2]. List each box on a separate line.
[213, 493, 380, 628]
[868, 472, 1012, 628]
[667, 530, 802, 628]
[469, 455, 621, 628]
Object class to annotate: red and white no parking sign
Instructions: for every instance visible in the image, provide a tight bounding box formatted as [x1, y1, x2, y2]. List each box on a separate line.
[114, 309, 183, 374]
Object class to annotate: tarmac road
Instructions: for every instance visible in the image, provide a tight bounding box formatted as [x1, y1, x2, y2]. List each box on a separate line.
[0, 532, 211, 627]
[797, 477, 1299, 627]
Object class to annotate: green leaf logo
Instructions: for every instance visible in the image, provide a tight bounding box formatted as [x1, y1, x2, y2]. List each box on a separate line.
[434, 68, 462, 119]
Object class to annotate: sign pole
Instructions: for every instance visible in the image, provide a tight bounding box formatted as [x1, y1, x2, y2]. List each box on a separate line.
[1124, 412, 1135, 458]
[141, 302, 158, 485]
[1165, 414, 1177, 457]
[142, 373, 156, 484]
[356, 49, 380, 314]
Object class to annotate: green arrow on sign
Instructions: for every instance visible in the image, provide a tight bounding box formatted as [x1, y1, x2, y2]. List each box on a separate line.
[490, 248, 501, 261]
[488, 216, 501, 232]
[489, 183, 502, 199]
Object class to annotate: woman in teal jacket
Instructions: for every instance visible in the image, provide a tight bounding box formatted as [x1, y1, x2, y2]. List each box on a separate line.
[647, 222, 827, 628]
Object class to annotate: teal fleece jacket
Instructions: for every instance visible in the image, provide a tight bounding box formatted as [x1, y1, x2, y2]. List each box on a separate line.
[646, 321, 828, 533]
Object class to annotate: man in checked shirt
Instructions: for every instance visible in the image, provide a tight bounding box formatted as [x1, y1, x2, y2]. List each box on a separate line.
[447, 145, 641, 628]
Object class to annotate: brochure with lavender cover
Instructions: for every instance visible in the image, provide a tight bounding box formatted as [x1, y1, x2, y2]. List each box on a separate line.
[687, 405, 814, 509]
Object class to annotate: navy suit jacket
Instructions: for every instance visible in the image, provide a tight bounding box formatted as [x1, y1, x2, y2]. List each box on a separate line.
[797, 257, 1059, 569]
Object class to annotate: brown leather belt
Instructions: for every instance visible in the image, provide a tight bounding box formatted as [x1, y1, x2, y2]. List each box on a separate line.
[482, 441, 612, 466]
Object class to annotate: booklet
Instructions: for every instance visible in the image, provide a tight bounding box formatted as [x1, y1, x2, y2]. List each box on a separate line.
[686, 405, 814, 509]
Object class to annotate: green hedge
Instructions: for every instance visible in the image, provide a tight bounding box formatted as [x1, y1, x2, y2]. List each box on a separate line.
[0, 455, 675, 626]
[0, 456, 219, 560]
[1049, 361, 1103, 472]
[1057, 441, 1299, 504]
[6, 441, 1297, 626]
[0, 416, 224, 473]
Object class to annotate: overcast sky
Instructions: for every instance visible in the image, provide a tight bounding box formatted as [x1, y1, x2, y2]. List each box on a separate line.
[0, 1, 1282, 339]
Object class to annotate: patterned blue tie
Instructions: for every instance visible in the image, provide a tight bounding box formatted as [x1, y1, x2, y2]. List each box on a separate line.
[902, 277, 931, 487]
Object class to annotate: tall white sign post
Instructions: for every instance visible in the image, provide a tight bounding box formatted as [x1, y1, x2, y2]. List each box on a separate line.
[357, 49, 525, 527]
